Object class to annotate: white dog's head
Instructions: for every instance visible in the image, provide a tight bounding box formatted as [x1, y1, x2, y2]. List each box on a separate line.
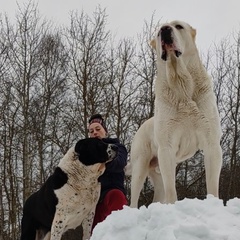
[151, 20, 197, 61]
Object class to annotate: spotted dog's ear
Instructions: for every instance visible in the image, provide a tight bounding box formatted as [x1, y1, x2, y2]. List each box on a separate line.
[150, 39, 156, 50]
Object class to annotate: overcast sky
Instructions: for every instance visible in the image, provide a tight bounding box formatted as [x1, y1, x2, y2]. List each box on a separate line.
[1, 0, 240, 55]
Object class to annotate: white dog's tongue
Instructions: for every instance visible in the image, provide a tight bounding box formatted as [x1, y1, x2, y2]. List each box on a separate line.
[162, 41, 177, 51]
[161, 41, 182, 60]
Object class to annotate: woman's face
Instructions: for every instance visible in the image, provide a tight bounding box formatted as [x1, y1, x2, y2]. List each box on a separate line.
[88, 122, 107, 139]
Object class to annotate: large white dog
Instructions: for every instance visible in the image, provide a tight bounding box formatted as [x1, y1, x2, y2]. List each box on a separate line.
[128, 20, 223, 206]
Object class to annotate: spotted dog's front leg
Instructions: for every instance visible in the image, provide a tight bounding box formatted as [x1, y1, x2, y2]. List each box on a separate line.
[82, 209, 95, 240]
[50, 211, 66, 240]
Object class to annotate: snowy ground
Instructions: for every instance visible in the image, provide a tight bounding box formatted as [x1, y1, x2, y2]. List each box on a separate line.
[90, 195, 240, 240]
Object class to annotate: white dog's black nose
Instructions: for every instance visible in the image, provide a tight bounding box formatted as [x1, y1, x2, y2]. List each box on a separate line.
[161, 25, 172, 33]
[160, 26, 173, 44]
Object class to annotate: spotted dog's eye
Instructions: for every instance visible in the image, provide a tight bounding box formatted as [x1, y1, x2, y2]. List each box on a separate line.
[175, 24, 183, 30]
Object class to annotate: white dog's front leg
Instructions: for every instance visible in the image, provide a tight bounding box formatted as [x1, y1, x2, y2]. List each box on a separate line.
[158, 147, 177, 204]
[82, 209, 95, 240]
[204, 144, 222, 197]
[130, 158, 150, 208]
[149, 168, 165, 203]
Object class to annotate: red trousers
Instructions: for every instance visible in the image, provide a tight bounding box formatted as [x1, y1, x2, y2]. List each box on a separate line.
[91, 189, 128, 231]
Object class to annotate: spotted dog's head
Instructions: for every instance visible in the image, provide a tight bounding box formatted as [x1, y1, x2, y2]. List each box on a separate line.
[150, 20, 197, 61]
[74, 138, 117, 166]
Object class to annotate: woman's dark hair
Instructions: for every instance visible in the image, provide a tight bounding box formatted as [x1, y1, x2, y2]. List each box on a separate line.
[88, 114, 108, 133]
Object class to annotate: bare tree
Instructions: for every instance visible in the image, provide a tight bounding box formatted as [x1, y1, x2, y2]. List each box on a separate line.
[0, 2, 69, 238]
[104, 38, 137, 145]
[133, 15, 158, 124]
[210, 34, 240, 202]
[65, 7, 111, 139]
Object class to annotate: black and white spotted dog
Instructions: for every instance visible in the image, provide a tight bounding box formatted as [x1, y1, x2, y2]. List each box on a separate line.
[20, 138, 117, 240]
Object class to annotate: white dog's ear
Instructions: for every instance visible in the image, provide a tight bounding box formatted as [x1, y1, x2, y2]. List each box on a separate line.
[150, 39, 156, 49]
[191, 27, 197, 41]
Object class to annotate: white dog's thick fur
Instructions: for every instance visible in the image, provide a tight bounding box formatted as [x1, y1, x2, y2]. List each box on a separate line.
[129, 20, 223, 206]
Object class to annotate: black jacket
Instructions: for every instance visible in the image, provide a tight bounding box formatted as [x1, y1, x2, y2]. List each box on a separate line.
[98, 137, 128, 202]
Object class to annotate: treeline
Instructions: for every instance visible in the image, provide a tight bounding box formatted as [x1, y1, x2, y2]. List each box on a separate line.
[0, 2, 239, 239]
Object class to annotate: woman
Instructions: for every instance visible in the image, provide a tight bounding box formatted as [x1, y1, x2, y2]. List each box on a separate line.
[88, 114, 128, 231]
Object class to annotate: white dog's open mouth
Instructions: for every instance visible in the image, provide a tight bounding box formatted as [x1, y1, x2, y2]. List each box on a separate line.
[160, 26, 182, 61]
[161, 42, 182, 61]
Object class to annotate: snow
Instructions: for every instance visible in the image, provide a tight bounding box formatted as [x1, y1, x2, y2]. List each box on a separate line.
[90, 195, 240, 240]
